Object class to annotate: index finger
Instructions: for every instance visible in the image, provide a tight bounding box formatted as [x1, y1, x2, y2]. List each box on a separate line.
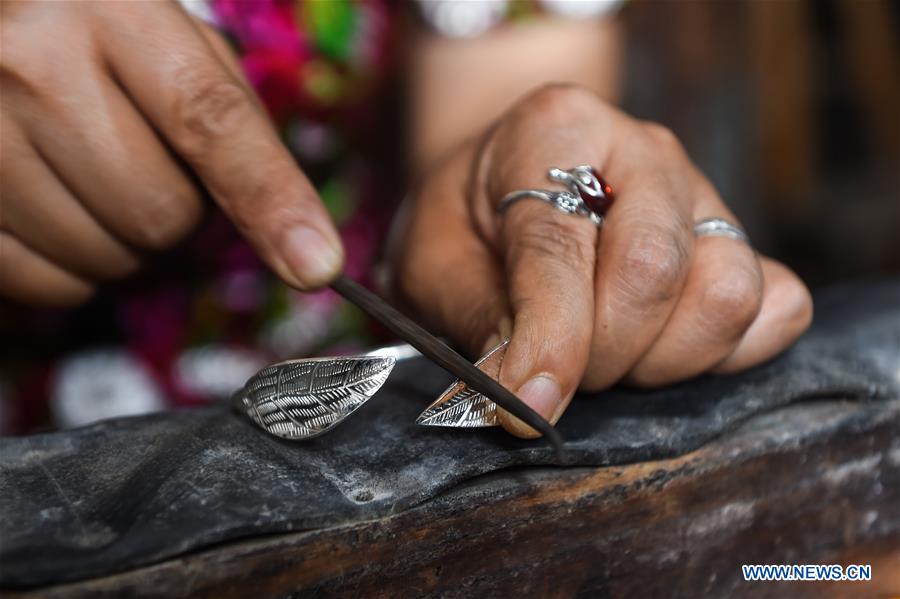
[479, 86, 605, 437]
[96, 2, 343, 289]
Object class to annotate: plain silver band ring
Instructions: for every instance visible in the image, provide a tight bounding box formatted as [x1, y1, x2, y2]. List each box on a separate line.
[498, 189, 603, 226]
[693, 218, 750, 244]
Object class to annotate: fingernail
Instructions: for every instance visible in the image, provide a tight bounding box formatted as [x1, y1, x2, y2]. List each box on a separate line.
[282, 226, 344, 288]
[516, 375, 562, 422]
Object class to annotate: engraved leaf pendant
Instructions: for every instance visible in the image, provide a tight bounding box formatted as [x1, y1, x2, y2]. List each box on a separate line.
[415, 339, 509, 428]
[235, 356, 396, 440]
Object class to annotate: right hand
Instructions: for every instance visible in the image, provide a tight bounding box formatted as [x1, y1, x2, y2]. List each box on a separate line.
[391, 84, 813, 437]
[1, 0, 344, 307]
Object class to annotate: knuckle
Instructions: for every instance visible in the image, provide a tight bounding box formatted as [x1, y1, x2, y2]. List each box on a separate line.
[129, 187, 203, 250]
[642, 121, 681, 151]
[512, 218, 594, 271]
[699, 267, 762, 336]
[170, 75, 252, 157]
[518, 83, 599, 124]
[615, 225, 689, 305]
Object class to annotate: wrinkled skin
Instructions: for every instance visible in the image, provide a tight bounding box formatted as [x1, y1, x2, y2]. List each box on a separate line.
[1, 0, 343, 307]
[0, 2, 812, 438]
[391, 85, 812, 436]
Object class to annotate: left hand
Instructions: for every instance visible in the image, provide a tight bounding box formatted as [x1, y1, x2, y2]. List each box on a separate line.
[0, 1, 343, 308]
[389, 84, 813, 437]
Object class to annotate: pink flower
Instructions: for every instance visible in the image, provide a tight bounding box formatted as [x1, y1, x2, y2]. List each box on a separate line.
[212, 0, 314, 121]
[213, 0, 305, 55]
[241, 49, 305, 121]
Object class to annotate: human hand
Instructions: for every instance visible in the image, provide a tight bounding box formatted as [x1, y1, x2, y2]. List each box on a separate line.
[391, 84, 813, 437]
[0, 0, 343, 307]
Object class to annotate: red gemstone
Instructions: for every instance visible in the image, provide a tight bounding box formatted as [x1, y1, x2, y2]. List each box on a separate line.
[579, 168, 615, 215]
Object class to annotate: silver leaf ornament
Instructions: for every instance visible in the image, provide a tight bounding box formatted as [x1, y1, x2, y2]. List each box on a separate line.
[234, 356, 395, 440]
[416, 339, 508, 428]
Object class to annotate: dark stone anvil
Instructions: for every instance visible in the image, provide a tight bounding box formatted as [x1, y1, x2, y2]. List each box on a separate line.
[1, 281, 898, 596]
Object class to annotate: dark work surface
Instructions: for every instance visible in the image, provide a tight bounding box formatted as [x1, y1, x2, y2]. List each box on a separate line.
[1, 280, 898, 587]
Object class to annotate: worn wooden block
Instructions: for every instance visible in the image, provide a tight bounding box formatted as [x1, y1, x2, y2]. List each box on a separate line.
[14, 398, 899, 598]
[2, 281, 898, 596]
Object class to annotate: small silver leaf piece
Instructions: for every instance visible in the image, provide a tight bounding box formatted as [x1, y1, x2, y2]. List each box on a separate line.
[416, 339, 509, 428]
[235, 356, 395, 440]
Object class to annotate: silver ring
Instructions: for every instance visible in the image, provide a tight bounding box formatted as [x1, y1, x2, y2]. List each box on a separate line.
[498, 165, 608, 227]
[498, 189, 603, 226]
[693, 218, 750, 244]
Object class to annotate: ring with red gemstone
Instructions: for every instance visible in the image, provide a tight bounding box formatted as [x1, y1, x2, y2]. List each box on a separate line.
[498, 165, 614, 226]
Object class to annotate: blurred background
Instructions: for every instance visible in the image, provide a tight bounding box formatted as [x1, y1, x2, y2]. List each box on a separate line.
[1, 0, 897, 435]
[622, 0, 899, 286]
